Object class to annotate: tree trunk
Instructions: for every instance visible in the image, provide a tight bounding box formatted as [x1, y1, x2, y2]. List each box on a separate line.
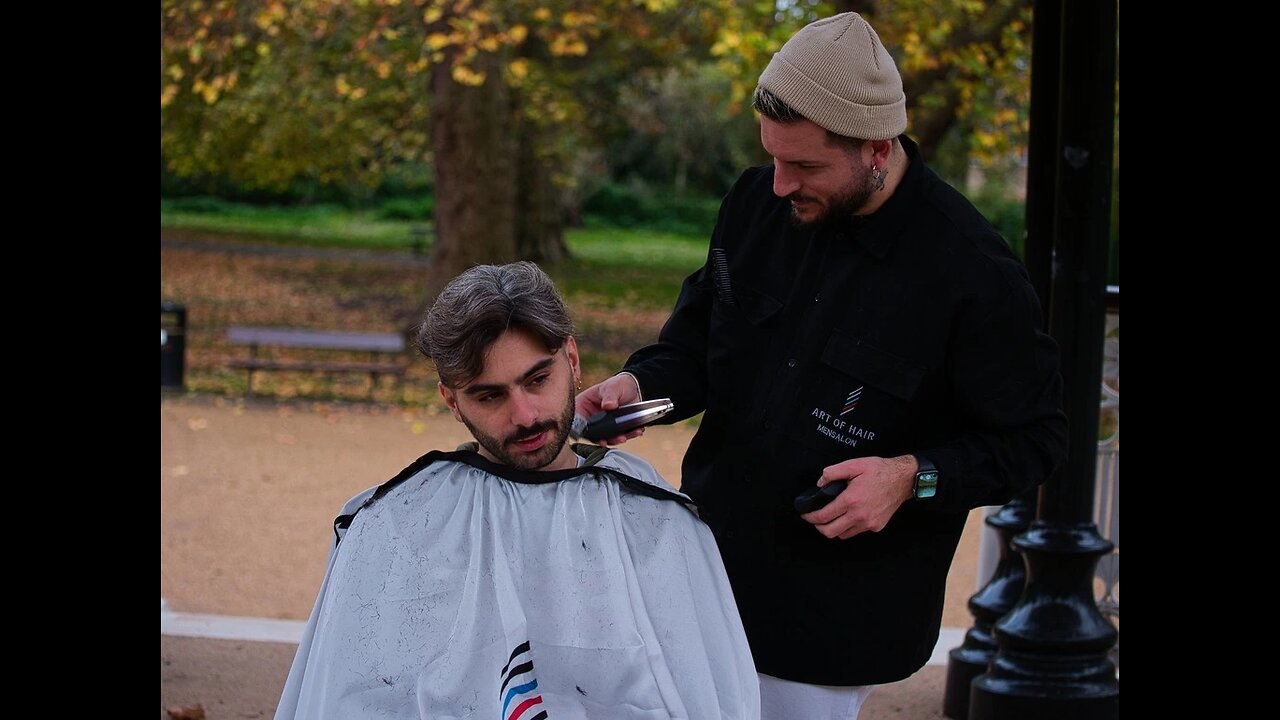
[420, 49, 518, 317]
[904, 83, 962, 161]
[514, 109, 570, 264]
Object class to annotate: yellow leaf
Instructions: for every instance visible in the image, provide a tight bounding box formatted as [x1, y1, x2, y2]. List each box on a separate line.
[427, 32, 451, 50]
[451, 64, 486, 86]
[168, 64, 184, 81]
[336, 75, 351, 95]
[550, 35, 588, 56]
[533, 7, 551, 21]
[161, 84, 179, 109]
[508, 24, 527, 43]
[424, 6, 443, 23]
[256, 42, 271, 57]
[377, 61, 392, 79]
[562, 11, 596, 28]
[508, 58, 529, 80]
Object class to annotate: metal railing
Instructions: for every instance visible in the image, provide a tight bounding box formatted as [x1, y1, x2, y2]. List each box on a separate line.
[1094, 288, 1119, 668]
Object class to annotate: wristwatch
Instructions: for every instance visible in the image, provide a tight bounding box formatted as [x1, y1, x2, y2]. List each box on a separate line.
[912, 455, 939, 500]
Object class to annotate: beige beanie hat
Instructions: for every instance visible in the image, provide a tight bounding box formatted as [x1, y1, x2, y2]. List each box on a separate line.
[758, 12, 907, 140]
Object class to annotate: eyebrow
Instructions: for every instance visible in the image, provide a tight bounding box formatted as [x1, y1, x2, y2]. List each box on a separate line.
[461, 356, 557, 397]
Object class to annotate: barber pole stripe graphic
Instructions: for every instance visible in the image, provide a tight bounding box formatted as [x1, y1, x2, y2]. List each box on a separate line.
[500, 641, 547, 720]
[840, 387, 864, 416]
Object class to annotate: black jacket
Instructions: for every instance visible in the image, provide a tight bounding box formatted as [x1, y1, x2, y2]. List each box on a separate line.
[623, 136, 1067, 685]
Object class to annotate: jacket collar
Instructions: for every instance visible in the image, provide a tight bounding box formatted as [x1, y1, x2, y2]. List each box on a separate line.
[833, 134, 927, 260]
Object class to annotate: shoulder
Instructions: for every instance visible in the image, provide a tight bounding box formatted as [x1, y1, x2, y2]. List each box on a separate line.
[594, 449, 694, 502]
[910, 168, 1032, 296]
[343, 453, 470, 522]
[595, 449, 674, 487]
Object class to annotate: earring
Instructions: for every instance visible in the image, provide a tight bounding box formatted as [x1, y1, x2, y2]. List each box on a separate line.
[871, 165, 887, 192]
[576, 376, 583, 390]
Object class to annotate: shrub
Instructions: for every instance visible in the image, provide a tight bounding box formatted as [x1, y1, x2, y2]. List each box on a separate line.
[378, 196, 435, 221]
[582, 182, 718, 237]
[972, 195, 1027, 259]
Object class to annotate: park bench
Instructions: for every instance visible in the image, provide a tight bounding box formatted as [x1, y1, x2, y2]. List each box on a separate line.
[227, 326, 409, 399]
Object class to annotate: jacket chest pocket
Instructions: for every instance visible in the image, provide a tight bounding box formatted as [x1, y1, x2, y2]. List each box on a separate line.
[788, 332, 926, 462]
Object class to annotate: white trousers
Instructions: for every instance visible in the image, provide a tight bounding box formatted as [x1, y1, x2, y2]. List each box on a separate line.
[758, 672, 875, 720]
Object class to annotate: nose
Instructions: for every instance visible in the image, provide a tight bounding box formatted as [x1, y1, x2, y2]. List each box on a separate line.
[773, 165, 799, 198]
[508, 389, 540, 428]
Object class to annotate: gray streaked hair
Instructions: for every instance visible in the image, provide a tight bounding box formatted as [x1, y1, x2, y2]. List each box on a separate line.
[752, 85, 867, 154]
[415, 262, 575, 388]
[752, 84, 807, 124]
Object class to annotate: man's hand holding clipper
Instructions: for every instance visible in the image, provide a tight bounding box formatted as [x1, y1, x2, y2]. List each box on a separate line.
[575, 372, 645, 445]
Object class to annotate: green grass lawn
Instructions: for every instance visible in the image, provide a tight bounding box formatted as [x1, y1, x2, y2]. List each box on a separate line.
[162, 198, 419, 248]
[162, 199, 709, 312]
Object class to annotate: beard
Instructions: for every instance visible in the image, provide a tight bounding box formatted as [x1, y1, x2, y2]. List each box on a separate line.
[459, 387, 577, 471]
[788, 161, 876, 231]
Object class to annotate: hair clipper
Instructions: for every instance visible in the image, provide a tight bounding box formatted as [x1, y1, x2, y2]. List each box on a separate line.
[571, 398, 675, 441]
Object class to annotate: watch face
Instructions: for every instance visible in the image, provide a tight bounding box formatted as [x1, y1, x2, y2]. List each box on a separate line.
[915, 470, 939, 499]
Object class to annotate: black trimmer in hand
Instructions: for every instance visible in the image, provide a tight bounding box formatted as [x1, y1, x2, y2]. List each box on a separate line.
[794, 480, 848, 514]
[571, 399, 675, 442]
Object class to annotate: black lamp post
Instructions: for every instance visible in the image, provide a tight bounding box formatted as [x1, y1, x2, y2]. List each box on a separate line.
[967, 1, 1120, 717]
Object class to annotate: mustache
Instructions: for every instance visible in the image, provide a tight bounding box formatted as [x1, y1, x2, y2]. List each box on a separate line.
[505, 420, 559, 445]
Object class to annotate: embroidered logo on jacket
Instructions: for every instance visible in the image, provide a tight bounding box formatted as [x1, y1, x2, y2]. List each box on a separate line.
[500, 641, 547, 720]
[839, 387, 864, 416]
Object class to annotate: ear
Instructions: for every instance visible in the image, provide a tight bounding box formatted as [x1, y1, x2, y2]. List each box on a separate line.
[564, 336, 581, 383]
[867, 139, 893, 168]
[438, 382, 464, 423]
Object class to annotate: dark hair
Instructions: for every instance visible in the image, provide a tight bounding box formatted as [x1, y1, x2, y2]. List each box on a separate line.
[751, 85, 866, 154]
[415, 262, 574, 388]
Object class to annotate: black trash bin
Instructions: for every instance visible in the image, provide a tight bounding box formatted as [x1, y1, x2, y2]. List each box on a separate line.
[161, 302, 186, 390]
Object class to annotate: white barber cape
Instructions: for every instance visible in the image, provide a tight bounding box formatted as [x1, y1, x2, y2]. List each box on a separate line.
[275, 445, 759, 720]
